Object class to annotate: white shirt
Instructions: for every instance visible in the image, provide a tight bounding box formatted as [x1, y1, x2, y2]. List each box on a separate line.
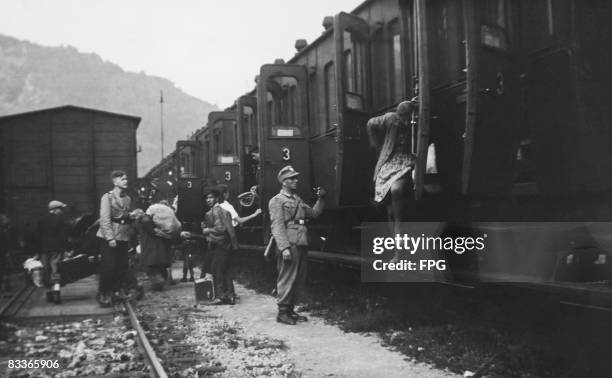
[219, 201, 239, 227]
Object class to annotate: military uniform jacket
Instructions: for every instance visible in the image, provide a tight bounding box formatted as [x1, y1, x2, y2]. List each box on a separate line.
[268, 189, 324, 252]
[96, 190, 132, 242]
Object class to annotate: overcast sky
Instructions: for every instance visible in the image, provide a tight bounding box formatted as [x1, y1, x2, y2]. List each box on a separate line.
[0, 0, 360, 108]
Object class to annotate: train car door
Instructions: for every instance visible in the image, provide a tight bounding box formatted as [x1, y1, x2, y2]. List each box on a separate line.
[176, 140, 203, 227]
[197, 127, 213, 186]
[257, 64, 311, 215]
[462, 0, 520, 199]
[237, 95, 259, 194]
[333, 12, 371, 206]
[519, 0, 578, 196]
[209, 111, 242, 205]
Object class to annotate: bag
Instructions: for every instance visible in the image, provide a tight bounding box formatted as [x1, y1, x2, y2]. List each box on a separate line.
[146, 204, 182, 235]
[194, 277, 215, 302]
[58, 254, 98, 286]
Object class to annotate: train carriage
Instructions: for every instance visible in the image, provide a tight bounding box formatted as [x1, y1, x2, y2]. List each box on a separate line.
[144, 0, 612, 291]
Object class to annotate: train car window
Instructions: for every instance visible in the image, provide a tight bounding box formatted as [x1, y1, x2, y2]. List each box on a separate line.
[266, 92, 275, 126]
[289, 85, 297, 125]
[343, 30, 366, 112]
[325, 61, 338, 130]
[481, 0, 511, 51]
[428, 0, 465, 88]
[389, 20, 404, 104]
[191, 150, 196, 175]
[179, 147, 196, 178]
[343, 31, 356, 93]
[521, 0, 570, 53]
[214, 119, 238, 164]
[371, 28, 388, 110]
[203, 139, 210, 176]
[344, 49, 354, 93]
[180, 154, 186, 175]
[308, 71, 320, 136]
[242, 105, 256, 149]
[355, 37, 366, 96]
[267, 76, 303, 138]
[484, 0, 506, 28]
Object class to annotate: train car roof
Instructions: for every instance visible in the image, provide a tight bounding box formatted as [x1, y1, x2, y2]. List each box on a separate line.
[288, 0, 372, 63]
[0, 104, 141, 126]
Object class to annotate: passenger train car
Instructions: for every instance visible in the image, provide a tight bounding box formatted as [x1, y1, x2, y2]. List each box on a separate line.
[142, 0, 612, 292]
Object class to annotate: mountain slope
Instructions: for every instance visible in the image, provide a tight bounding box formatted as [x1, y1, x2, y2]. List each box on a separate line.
[0, 34, 217, 174]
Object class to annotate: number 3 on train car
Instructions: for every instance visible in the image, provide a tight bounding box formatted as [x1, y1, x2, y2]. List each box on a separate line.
[257, 64, 312, 207]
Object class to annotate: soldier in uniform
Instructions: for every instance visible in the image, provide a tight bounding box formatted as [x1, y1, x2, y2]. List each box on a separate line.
[96, 170, 133, 306]
[269, 166, 326, 325]
[37, 201, 70, 304]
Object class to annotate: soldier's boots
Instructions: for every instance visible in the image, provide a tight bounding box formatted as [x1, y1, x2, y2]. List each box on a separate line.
[289, 311, 308, 322]
[276, 312, 297, 325]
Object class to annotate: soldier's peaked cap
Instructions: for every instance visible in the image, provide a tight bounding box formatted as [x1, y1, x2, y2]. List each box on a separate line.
[278, 165, 300, 183]
[48, 200, 67, 210]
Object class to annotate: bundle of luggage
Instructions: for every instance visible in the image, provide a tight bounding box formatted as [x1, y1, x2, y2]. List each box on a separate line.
[146, 203, 182, 237]
[58, 253, 99, 286]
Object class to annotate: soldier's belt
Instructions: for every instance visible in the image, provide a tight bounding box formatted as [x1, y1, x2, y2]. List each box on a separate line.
[286, 219, 308, 225]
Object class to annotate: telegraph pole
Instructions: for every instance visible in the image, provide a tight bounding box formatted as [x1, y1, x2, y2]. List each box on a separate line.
[160, 90, 165, 160]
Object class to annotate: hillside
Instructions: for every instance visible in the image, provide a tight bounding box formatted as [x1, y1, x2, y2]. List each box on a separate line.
[0, 34, 217, 175]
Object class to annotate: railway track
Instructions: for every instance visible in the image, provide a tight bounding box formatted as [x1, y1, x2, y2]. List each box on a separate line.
[0, 283, 37, 320]
[124, 300, 168, 378]
[0, 273, 168, 377]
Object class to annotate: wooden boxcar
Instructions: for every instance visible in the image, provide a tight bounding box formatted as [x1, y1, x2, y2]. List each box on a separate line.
[0, 105, 140, 226]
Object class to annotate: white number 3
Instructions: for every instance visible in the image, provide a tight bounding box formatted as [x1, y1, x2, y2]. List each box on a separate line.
[281, 147, 291, 161]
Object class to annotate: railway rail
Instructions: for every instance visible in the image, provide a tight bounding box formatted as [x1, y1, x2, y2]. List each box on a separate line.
[0, 280, 36, 320]
[124, 300, 168, 378]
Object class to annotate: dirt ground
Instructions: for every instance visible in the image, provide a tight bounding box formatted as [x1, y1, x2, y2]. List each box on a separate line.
[165, 266, 456, 377]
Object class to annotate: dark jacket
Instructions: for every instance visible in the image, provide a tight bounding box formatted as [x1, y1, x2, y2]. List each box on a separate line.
[37, 213, 69, 253]
[138, 214, 173, 267]
[204, 205, 238, 250]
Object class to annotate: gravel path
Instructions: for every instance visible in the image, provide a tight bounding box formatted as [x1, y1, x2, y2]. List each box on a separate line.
[203, 283, 456, 378]
[150, 266, 457, 378]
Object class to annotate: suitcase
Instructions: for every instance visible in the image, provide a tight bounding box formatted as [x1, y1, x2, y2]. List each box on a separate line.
[58, 254, 98, 286]
[194, 278, 215, 302]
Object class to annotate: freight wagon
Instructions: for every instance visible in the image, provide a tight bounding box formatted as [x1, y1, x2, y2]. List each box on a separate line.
[0, 105, 140, 226]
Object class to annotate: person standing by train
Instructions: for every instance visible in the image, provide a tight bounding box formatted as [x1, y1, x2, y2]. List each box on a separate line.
[269, 166, 326, 325]
[217, 184, 263, 227]
[96, 170, 133, 306]
[201, 186, 238, 305]
[366, 100, 417, 261]
[37, 201, 70, 304]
